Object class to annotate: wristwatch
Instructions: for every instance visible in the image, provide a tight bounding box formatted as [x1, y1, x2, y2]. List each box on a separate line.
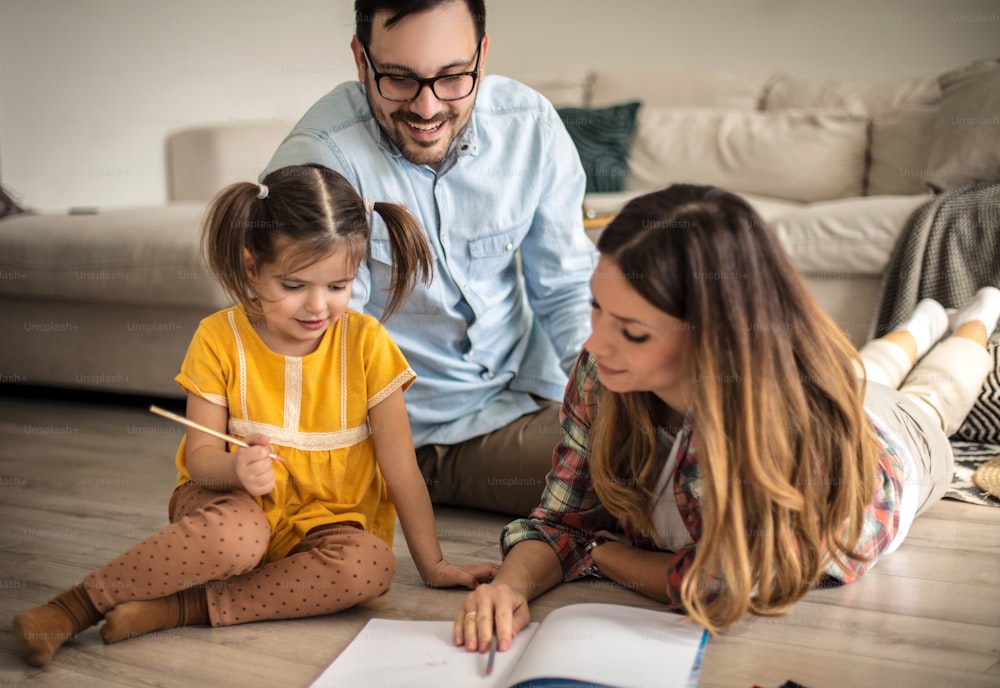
[584, 535, 615, 554]
[584, 535, 615, 577]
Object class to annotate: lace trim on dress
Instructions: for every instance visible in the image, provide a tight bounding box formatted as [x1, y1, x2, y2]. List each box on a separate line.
[227, 310, 248, 420]
[284, 355, 302, 432]
[368, 368, 417, 409]
[340, 313, 349, 428]
[200, 392, 228, 408]
[228, 418, 371, 451]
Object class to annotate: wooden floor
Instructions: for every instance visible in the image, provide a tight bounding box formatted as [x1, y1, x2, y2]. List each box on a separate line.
[0, 388, 998, 688]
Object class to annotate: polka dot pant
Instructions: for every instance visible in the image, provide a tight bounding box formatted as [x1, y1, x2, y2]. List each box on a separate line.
[82, 482, 395, 627]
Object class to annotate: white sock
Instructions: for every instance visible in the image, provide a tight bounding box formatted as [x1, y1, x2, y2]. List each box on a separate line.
[949, 286, 1000, 336]
[895, 298, 949, 360]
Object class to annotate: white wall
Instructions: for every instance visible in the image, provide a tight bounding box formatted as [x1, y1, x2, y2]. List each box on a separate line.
[2, 0, 998, 211]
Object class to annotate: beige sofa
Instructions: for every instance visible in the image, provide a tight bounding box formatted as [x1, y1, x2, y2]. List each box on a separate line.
[1, 60, 994, 397]
[520, 67, 951, 345]
[0, 124, 291, 398]
[529, 59, 1000, 345]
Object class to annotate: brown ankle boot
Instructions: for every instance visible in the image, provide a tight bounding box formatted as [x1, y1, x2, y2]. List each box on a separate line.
[101, 587, 209, 644]
[13, 585, 103, 666]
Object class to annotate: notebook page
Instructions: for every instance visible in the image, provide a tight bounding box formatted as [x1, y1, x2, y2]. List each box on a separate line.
[309, 618, 540, 687]
[503, 603, 704, 688]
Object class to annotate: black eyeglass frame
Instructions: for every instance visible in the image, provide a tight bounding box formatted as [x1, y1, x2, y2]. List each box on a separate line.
[361, 42, 482, 103]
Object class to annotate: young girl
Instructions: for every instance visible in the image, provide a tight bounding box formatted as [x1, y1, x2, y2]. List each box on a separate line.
[454, 183, 1000, 650]
[14, 163, 498, 667]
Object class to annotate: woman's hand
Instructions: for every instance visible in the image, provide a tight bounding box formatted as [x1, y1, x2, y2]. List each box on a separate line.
[234, 433, 277, 496]
[453, 583, 532, 653]
[424, 560, 500, 590]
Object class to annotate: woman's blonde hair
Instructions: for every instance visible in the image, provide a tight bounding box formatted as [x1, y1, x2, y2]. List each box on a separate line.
[589, 184, 879, 634]
[201, 164, 432, 322]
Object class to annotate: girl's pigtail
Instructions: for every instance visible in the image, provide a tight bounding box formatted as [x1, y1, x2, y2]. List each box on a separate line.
[201, 181, 266, 318]
[371, 202, 433, 320]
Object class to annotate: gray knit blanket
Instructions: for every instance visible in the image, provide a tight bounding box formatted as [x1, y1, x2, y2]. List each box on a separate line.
[872, 181, 1000, 338]
[872, 181, 1000, 507]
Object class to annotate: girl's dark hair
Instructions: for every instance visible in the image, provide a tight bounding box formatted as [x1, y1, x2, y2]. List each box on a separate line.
[355, 0, 486, 47]
[589, 184, 878, 634]
[202, 164, 432, 321]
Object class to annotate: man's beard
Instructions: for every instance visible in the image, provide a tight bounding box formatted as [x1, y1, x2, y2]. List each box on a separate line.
[368, 91, 465, 166]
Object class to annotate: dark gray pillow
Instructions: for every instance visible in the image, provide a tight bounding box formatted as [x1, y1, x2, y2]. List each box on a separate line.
[926, 60, 1000, 193]
[558, 102, 641, 193]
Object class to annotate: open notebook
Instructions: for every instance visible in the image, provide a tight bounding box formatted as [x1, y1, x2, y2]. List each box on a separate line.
[310, 602, 708, 688]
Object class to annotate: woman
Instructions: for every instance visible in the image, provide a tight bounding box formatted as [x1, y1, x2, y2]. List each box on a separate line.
[454, 184, 999, 652]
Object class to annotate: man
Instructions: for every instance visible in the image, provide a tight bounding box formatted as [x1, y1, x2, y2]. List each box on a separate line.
[263, 0, 595, 515]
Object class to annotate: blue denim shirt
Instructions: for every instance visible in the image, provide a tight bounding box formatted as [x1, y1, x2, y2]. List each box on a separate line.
[263, 76, 597, 446]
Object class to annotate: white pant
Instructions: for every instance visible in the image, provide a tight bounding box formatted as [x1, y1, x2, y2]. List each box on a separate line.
[859, 336, 991, 553]
[860, 337, 991, 437]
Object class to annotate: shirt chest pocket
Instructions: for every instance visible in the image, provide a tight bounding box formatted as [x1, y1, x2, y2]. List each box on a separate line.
[467, 228, 521, 279]
[367, 235, 441, 315]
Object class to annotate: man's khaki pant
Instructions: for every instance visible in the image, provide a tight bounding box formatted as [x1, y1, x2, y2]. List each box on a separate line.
[416, 400, 561, 516]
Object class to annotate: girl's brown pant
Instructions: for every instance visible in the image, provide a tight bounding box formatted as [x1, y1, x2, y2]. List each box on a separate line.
[81, 482, 395, 626]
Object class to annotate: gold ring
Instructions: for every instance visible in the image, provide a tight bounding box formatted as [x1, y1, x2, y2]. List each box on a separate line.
[464, 610, 477, 619]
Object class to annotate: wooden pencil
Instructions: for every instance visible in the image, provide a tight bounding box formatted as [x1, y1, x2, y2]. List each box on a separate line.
[148, 405, 283, 460]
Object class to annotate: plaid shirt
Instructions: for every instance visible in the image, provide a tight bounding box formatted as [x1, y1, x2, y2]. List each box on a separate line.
[501, 352, 906, 608]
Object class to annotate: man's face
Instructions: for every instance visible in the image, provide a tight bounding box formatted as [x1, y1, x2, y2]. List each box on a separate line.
[353, 2, 487, 167]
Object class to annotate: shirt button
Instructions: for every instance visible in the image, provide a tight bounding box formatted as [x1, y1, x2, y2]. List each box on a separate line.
[505, 242, 513, 251]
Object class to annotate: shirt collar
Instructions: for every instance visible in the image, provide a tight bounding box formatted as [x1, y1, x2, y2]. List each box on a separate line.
[455, 110, 479, 158]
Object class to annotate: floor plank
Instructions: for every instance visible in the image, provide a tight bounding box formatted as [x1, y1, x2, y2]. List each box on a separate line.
[1, 390, 998, 687]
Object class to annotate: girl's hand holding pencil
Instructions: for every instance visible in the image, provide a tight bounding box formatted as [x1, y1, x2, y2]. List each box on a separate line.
[233, 433, 281, 497]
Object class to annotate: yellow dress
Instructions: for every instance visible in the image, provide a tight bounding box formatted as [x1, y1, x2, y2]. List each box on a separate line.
[173, 305, 414, 563]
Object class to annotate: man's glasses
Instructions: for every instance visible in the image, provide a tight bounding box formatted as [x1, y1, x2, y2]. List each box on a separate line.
[361, 43, 481, 103]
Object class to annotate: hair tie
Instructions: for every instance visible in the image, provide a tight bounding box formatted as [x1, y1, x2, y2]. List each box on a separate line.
[257, 183, 269, 200]
[363, 198, 375, 214]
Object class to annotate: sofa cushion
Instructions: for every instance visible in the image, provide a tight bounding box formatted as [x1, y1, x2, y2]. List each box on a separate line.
[168, 123, 293, 202]
[925, 59, 1000, 192]
[558, 102, 641, 193]
[867, 106, 938, 196]
[0, 203, 230, 309]
[763, 73, 940, 115]
[765, 194, 930, 275]
[733, 192, 805, 221]
[589, 68, 774, 109]
[625, 107, 868, 203]
[514, 71, 591, 108]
